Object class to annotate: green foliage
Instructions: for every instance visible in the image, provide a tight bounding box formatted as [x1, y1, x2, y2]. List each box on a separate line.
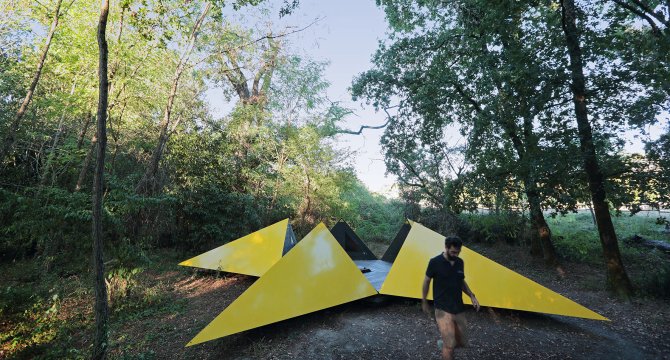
[548, 212, 670, 297]
[175, 187, 262, 251]
[0, 294, 70, 359]
[642, 125, 670, 210]
[354, 0, 668, 237]
[460, 212, 525, 245]
[107, 267, 143, 308]
[0, 253, 190, 358]
[0, 0, 425, 357]
[0, 187, 90, 262]
[636, 262, 670, 298]
[330, 179, 406, 243]
[0, 285, 34, 316]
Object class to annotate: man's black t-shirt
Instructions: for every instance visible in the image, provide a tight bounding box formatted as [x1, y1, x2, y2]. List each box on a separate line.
[426, 254, 465, 314]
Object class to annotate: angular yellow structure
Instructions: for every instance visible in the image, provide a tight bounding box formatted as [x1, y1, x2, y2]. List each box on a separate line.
[178, 218, 296, 277]
[380, 221, 608, 321]
[186, 223, 378, 346]
[182, 219, 609, 347]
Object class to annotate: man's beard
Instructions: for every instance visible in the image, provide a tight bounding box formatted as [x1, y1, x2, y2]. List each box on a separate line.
[446, 252, 458, 261]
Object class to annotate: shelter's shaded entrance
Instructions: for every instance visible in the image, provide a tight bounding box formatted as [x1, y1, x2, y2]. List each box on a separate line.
[329, 220, 377, 260]
[381, 222, 411, 263]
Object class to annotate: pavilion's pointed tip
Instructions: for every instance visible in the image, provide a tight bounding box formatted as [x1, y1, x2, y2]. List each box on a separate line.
[593, 313, 609, 321]
[175, 218, 291, 276]
[185, 335, 204, 347]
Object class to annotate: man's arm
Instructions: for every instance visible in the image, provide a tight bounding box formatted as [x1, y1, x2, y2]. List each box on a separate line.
[421, 276, 431, 314]
[463, 280, 480, 311]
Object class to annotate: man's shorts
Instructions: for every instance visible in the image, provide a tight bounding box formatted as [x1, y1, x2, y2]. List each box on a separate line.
[435, 308, 468, 348]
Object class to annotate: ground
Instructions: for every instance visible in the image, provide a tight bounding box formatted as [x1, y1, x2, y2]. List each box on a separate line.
[106, 244, 670, 360]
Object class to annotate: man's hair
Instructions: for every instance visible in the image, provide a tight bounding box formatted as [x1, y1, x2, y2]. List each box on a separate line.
[445, 236, 463, 248]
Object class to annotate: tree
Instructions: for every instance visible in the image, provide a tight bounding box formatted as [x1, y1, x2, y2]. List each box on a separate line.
[353, 0, 570, 263]
[135, 2, 211, 195]
[356, 0, 668, 289]
[560, 0, 633, 298]
[645, 126, 670, 211]
[0, 0, 63, 164]
[93, 1, 110, 358]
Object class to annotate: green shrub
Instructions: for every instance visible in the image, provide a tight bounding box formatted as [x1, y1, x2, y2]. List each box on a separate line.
[0, 285, 34, 315]
[460, 212, 526, 244]
[547, 211, 670, 263]
[0, 187, 90, 262]
[0, 294, 66, 358]
[107, 267, 143, 309]
[175, 186, 262, 251]
[636, 262, 670, 298]
[551, 233, 603, 263]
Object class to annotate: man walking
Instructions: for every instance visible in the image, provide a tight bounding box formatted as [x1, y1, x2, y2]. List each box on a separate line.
[422, 236, 479, 360]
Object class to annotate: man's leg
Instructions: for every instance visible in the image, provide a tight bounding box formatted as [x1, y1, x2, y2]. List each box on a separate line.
[453, 312, 468, 348]
[435, 309, 456, 360]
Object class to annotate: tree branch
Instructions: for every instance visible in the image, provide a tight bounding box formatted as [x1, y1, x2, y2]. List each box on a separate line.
[628, 0, 670, 26]
[336, 118, 390, 135]
[398, 157, 443, 206]
[612, 0, 663, 35]
[334, 106, 397, 135]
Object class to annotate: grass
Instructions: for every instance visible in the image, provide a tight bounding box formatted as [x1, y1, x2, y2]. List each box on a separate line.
[540, 210, 670, 297]
[546, 211, 669, 263]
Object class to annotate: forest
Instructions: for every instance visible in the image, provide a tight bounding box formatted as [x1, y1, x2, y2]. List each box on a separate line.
[0, 0, 669, 359]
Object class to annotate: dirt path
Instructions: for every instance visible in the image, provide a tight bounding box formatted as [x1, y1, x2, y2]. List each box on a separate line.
[114, 245, 670, 360]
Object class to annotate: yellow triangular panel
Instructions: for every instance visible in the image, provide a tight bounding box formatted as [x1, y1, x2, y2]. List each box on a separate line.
[178, 219, 288, 277]
[380, 221, 608, 321]
[186, 223, 379, 346]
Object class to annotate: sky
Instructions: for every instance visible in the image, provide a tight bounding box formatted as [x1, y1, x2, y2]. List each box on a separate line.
[207, 0, 668, 196]
[208, 0, 398, 195]
[288, 0, 397, 195]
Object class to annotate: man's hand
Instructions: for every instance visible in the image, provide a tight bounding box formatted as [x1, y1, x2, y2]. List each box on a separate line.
[421, 299, 431, 314]
[470, 294, 480, 312]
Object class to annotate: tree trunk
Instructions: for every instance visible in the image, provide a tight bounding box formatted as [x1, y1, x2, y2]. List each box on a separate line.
[77, 112, 93, 150]
[135, 3, 210, 195]
[0, 0, 62, 163]
[588, 202, 596, 226]
[92, 1, 110, 359]
[501, 116, 558, 264]
[528, 221, 543, 257]
[526, 183, 559, 265]
[560, 0, 633, 298]
[75, 134, 97, 192]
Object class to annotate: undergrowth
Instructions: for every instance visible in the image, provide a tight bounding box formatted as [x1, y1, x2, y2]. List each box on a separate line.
[0, 246, 186, 359]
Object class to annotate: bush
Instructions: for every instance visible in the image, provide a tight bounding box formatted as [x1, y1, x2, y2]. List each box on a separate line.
[175, 186, 263, 251]
[635, 260, 670, 298]
[0, 187, 91, 263]
[551, 233, 603, 263]
[0, 294, 68, 358]
[460, 212, 526, 244]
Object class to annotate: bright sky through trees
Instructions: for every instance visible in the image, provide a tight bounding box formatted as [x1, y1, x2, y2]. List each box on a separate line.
[204, 0, 667, 196]
[205, 0, 396, 195]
